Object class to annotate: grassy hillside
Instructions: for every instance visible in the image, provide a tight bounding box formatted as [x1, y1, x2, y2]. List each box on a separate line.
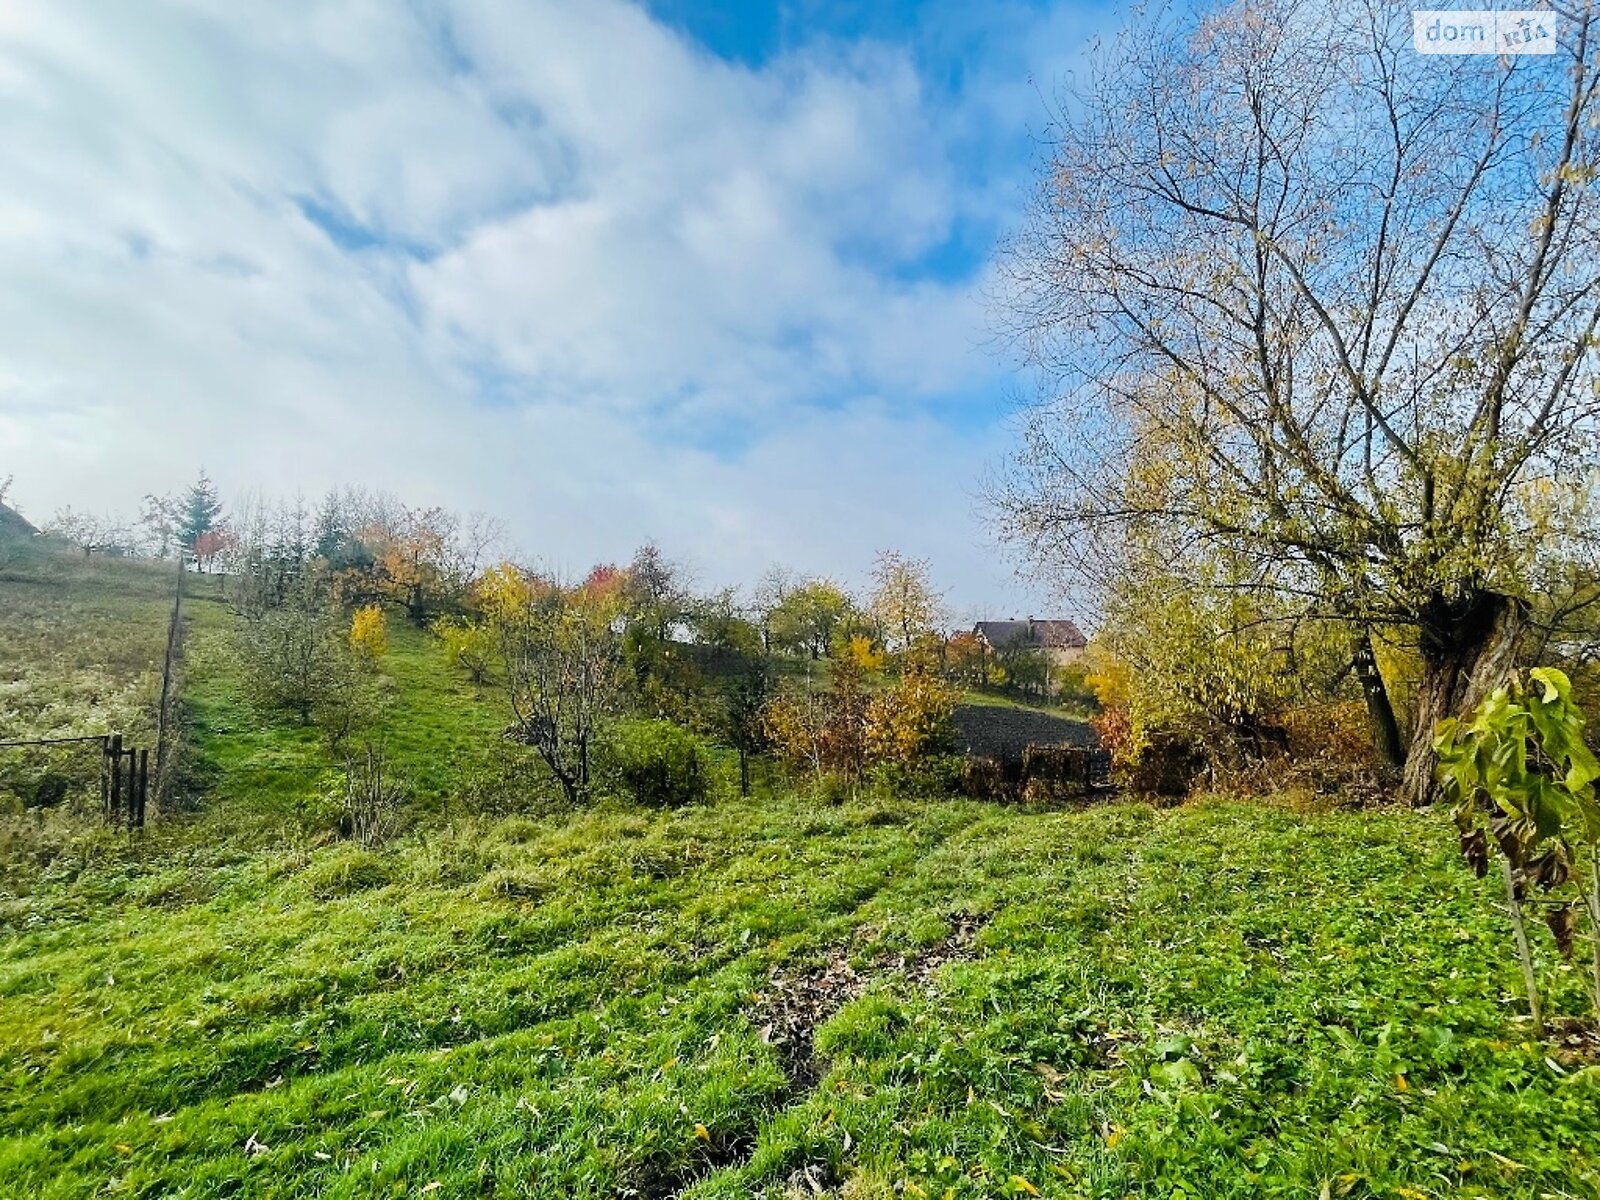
[0, 549, 175, 743]
[1, 556, 1597, 1199]
[0, 547, 179, 812]
[3, 797, 1597, 1199]
[181, 598, 514, 819]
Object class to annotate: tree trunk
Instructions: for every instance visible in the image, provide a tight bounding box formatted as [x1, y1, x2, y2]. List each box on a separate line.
[1400, 591, 1526, 806]
[1584, 853, 1600, 1024]
[1351, 629, 1405, 772]
[738, 748, 750, 797]
[576, 733, 590, 803]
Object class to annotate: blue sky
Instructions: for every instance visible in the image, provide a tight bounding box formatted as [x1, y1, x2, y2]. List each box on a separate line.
[0, 0, 1118, 617]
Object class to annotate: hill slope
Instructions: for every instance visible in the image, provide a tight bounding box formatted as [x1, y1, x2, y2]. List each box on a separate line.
[0, 556, 1596, 1198]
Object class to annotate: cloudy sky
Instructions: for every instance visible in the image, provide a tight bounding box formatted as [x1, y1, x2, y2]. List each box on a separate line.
[0, 0, 1114, 617]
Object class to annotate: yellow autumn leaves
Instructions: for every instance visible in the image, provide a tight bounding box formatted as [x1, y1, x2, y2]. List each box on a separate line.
[348, 604, 387, 660]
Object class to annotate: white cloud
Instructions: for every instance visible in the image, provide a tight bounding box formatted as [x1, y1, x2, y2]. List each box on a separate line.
[0, 0, 1087, 613]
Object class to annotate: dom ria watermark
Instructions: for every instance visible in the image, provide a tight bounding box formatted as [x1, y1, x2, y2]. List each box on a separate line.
[1413, 9, 1556, 53]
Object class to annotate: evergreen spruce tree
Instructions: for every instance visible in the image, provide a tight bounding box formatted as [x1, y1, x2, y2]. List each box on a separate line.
[178, 469, 224, 550]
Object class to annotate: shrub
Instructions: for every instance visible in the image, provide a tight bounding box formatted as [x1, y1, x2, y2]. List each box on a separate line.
[864, 670, 956, 768]
[339, 744, 408, 848]
[1089, 703, 1135, 768]
[845, 634, 886, 673]
[458, 742, 563, 815]
[602, 719, 711, 808]
[432, 615, 495, 683]
[237, 605, 373, 748]
[1124, 728, 1206, 797]
[871, 753, 963, 798]
[349, 604, 387, 660]
[762, 660, 869, 782]
[811, 771, 854, 806]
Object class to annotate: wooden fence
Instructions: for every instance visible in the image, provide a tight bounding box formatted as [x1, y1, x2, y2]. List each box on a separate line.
[0, 732, 151, 828]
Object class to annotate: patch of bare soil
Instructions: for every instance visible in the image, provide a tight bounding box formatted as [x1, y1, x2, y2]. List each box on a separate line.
[753, 911, 990, 1091]
[642, 915, 991, 1199]
[1550, 1017, 1600, 1066]
[951, 705, 1096, 760]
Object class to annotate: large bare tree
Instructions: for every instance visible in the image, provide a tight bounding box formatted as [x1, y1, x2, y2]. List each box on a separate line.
[992, 0, 1600, 801]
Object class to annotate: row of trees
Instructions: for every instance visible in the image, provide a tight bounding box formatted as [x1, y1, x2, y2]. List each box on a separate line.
[473, 548, 963, 805]
[205, 487, 983, 805]
[45, 471, 226, 561]
[222, 488, 506, 622]
[476, 556, 960, 803]
[41, 476, 508, 634]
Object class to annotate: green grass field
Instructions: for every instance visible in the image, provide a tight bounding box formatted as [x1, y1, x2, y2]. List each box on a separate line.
[1, 550, 1597, 1199]
[0, 548, 180, 813]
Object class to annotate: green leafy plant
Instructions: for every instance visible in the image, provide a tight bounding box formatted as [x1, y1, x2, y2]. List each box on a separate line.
[432, 615, 496, 683]
[1435, 667, 1600, 1033]
[602, 718, 711, 808]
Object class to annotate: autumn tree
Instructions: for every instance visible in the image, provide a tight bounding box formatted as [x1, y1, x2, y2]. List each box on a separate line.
[766, 578, 857, 659]
[763, 651, 871, 784]
[349, 604, 388, 660]
[869, 550, 943, 658]
[433, 616, 497, 684]
[1097, 534, 1353, 765]
[992, 0, 1600, 802]
[482, 563, 626, 805]
[370, 506, 453, 622]
[865, 669, 957, 770]
[626, 542, 691, 641]
[364, 505, 502, 624]
[191, 528, 235, 573]
[944, 631, 988, 689]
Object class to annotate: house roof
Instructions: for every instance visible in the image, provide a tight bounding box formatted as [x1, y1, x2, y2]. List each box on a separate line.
[973, 618, 1086, 650]
[1029, 619, 1087, 649]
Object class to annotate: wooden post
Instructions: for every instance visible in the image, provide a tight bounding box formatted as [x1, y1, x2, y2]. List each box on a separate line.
[107, 733, 123, 823]
[136, 749, 149, 829]
[100, 736, 110, 816]
[155, 550, 186, 798]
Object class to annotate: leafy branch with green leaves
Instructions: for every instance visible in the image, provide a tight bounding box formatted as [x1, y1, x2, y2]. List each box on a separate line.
[1435, 668, 1600, 1035]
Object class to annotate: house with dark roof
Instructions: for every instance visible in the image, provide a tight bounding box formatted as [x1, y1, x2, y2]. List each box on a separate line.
[973, 617, 1087, 668]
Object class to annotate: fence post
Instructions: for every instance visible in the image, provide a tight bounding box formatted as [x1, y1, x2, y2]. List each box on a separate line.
[136, 749, 149, 829]
[107, 733, 123, 823]
[155, 550, 185, 802]
[100, 736, 110, 816]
